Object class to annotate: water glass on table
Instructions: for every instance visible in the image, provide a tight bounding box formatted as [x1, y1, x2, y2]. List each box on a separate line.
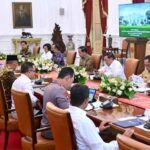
[144, 109, 150, 121]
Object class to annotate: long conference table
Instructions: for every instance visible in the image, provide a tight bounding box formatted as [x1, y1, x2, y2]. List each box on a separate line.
[34, 71, 150, 144]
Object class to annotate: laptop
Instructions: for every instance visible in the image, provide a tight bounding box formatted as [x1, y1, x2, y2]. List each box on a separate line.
[88, 88, 96, 103]
[85, 88, 100, 110]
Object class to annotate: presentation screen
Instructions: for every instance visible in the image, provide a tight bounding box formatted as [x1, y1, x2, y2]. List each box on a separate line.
[119, 3, 150, 38]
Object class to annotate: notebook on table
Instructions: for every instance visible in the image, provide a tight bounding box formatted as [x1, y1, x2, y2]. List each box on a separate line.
[113, 118, 145, 128]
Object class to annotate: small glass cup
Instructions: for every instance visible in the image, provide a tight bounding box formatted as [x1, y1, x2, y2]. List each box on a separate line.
[144, 109, 150, 121]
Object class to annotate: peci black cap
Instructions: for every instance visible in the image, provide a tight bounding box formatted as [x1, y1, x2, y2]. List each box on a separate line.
[6, 55, 18, 63]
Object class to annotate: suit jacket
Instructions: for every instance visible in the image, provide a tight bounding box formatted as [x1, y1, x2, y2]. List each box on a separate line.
[41, 80, 69, 139]
[80, 53, 94, 71]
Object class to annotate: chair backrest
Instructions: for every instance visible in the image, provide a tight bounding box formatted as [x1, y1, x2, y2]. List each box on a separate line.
[117, 134, 150, 150]
[121, 40, 130, 58]
[122, 39, 129, 50]
[124, 58, 139, 79]
[33, 46, 40, 56]
[66, 51, 77, 65]
[0, 71, 16, 109]
[91, 54, 102, 70]
[46, 102, 77, 150]
[0, 80, 8, 120]
[11, 89, 36, 143]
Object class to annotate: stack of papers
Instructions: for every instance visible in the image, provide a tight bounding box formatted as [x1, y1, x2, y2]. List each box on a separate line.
[134, 87, 150, 93]
[85, 101, 101, 111]
[85, 101, 119, 111]
[131, 74, 144, 85]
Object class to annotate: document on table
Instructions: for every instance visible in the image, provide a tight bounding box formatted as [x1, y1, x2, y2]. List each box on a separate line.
[85, 101, 118, 111]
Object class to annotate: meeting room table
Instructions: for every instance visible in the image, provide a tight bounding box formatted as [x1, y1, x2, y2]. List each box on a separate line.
[34, 71, 150, 145]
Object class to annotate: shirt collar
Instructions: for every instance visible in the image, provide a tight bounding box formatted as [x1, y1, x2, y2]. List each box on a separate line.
[21, 74, 31, 82]
[52, 79, 65, 88]
[52, 79, 60, 84]
[82, 53, 89, 59]
[68, 105, 87, 116]
[108, 59, 116, 68]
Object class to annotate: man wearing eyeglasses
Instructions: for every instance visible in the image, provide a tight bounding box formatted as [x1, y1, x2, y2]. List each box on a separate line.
[11, 62, 41, 118]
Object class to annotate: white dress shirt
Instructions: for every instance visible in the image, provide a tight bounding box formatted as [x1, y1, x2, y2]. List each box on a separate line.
[41, 51, 52, 60]
[99, 60, 126, 80]
[11, 74, 38, 109]
[68, 105, 118, 150]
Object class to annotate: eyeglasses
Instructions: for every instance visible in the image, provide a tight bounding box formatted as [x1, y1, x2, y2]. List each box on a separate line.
[29, 69, 36, 73]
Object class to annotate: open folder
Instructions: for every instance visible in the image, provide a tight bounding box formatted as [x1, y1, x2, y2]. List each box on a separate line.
[113, 118, 145, 128]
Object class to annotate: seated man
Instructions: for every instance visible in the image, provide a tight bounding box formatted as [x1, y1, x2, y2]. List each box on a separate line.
[41, 67, 74, 139]
[0, 55, 18, 75]
[99, 52, 126, 79]
[11, 62, 41, 118]
[140, 55, 150, 82]
[20, 41, 31, 58]
[69, 84, 134, 150]
[0, 55, 18, 108]
[52, 44, 64, 66]
[78, 46, 94, 71]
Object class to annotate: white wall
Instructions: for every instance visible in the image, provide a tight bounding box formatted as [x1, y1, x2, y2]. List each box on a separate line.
[1, 0, 142, 53]
[107, 0, 132, 48]
[0, 0, 86, 54]
[107, 0, 132, 36]
[0, 0, 86, 35]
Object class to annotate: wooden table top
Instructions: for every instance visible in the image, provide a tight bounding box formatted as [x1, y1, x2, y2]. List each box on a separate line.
[34, 71, 150, 144]
[87, 102, 150, 144]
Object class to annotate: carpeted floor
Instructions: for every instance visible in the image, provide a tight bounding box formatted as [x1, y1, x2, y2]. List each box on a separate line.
[0, 131, 22, 150]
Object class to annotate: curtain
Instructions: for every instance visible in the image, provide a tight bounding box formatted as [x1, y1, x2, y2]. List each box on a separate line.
[99, 0, 108, 47]
[90, 0, 103, 55]
[83, 0, 93, 54]
[133, 0, 144, 3]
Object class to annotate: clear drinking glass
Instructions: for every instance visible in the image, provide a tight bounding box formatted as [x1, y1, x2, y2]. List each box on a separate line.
[144, 109, 150, 121]
[141, 82, 147, 95]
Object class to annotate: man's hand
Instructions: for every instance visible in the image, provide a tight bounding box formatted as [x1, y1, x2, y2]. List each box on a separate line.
[99, 121, 111, 132]
[123, 128, 134, 137]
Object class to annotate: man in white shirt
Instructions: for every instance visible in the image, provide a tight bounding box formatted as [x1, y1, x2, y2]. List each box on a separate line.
[68, 84, 134, 150]
[41, 43, 53, 60]
[99, 52, 126, 79]
[11, 62, 41, 117]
